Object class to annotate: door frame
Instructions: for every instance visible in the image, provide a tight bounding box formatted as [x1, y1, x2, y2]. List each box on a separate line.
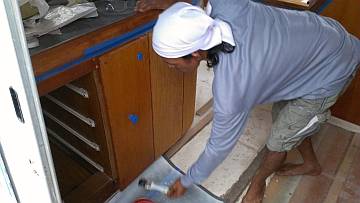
[0, 0, 61, 202]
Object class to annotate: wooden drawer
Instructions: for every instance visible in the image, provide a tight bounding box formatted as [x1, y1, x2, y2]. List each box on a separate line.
[41, 96, 98, 143]
[41, 71, 116, 178]
[45, 117, 104, 172]
[48, 73, 100, 121]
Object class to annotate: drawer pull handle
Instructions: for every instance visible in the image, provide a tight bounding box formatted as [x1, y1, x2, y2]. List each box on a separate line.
[43, 110, 100, 151]
[47, 128, 104, 172]
[45, 95, 96, 127]
[65, 84, 89, 98]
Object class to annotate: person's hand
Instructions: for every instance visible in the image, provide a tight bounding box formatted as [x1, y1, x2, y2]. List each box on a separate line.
[167, 178, 187, 199]
[135, 0, 174, 12]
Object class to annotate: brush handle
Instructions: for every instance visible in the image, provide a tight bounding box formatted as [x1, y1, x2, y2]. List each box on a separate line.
[149, 183, 169, 194]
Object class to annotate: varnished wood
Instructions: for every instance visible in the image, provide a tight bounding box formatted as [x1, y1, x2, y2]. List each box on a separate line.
[64, 172, 116, 203]
[99, 36, 154, 189]
[321, 0, 360, 36]
[321, 0, 360, 125]
[165, 110, 213, 158]
[331, 70, 360, 125]
[49, 141, 94, 197]
[196, 98, 213, 117]
[182, 70, 197, 134]
[148, 34, 184, 158]
[41, 71, 116, 177]
[31, 11, 159, 77]
[93, 69, 118, 179]
[37, 59, 96, 96]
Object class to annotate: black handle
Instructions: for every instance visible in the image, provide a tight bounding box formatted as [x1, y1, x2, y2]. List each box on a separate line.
[9, 87, 24, 123]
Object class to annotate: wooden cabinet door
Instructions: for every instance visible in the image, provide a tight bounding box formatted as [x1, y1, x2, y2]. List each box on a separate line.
[148, 34, 184, 157]
[322, 0, 360, 125]
[98, 36, 154, 189]
[148, 34, 197, 157]
[183, 70, 197, 134]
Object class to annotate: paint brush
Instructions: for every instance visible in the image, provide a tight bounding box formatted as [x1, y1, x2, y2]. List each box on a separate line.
[138, 178, 169, 194]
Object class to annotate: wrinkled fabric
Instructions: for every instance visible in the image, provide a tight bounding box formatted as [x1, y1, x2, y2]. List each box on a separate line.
[180, 0, 360, 188]
[152, 2, 235, 58]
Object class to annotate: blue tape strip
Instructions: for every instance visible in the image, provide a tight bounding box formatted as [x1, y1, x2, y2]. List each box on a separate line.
[315, 0, 333, 13]
[35, 20, 157, 83]
[84, 20, 157, 57]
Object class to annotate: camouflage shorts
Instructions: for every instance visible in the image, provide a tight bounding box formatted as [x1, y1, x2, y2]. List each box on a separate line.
[266, 95, 336, 152]
[266, 68, 358, 152]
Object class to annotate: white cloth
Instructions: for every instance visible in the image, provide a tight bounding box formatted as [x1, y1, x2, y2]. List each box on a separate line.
[152, 2, 235, 58]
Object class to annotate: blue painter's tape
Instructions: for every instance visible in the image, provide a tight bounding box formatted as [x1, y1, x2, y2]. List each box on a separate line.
[35, 20, 157, 83]
[129, 114, 139, 124]
[315, 0, 333, 13]
[84, 20, 156, 57]
[137, 52, 143, 61]
[35, 55, 94, 83]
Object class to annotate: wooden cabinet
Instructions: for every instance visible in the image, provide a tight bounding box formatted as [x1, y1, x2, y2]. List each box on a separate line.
[98, 35, 155, 189]
[183, 69, 197, 134]
[322, 0, 360, 125]
[148, 34, 185, 157]
[37, 31, 197, 197]
[148, 34, 197, 157]
[98, 33, 197, 188]
[41, 69, 116, 178]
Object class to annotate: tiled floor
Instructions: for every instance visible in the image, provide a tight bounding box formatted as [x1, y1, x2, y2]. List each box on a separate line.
[262, 124, 360, 203]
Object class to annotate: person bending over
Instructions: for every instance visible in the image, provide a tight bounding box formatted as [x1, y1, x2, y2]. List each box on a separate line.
[151, 1, 360, 202]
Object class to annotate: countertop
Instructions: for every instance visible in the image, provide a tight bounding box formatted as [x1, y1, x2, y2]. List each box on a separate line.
[31, 1, 159, 78]
[31, 0, 328, 81]
[29, 11, 135, 56]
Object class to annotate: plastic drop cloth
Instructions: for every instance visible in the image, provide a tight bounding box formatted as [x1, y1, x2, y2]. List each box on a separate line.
[24, 2, 97, 37]
[107, 156, 223, 203]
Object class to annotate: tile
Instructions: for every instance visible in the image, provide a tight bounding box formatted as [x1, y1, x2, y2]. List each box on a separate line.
[263, 175, 302, 203]
[315, 125, 353, 177]
[289, 174, 333, 203]
[171, 122, 212, 171]
[201, 144, 257, 196]
[338, 138, 360, 202]
[238, 106, 272, 151]
[171, 121, 258, 196]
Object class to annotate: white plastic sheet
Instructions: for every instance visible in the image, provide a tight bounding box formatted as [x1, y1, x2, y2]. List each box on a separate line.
[24, 2, 97, 37]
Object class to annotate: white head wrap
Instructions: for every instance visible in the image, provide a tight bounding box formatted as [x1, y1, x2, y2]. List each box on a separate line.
[152, 2, 235, 58]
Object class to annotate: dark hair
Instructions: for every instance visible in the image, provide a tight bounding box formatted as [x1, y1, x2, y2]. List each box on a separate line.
[182, 41, 235, 67]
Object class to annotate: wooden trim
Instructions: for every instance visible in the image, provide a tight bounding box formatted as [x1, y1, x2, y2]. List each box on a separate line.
[165, 110, 213, 158]
[93, 69, 118, 179]
[328, 116, 360, 134]
[37, 59, 96, 96]
[196, 98, 213, 116]
[182, 70, 197, 134]
[63, 172, 116, 203]
[31, 11, 160, 77]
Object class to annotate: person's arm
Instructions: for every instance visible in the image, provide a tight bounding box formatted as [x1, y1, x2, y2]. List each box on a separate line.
[168, 111, 249, 198]
[135, 0, 192, 12]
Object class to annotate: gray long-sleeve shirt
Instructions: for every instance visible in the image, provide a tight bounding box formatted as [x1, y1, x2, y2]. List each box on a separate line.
[180, 0, 360, 187]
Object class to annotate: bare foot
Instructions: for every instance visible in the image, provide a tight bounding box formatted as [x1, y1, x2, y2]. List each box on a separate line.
[242, 182, 266, 203]
[276, 163, 322, 176]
